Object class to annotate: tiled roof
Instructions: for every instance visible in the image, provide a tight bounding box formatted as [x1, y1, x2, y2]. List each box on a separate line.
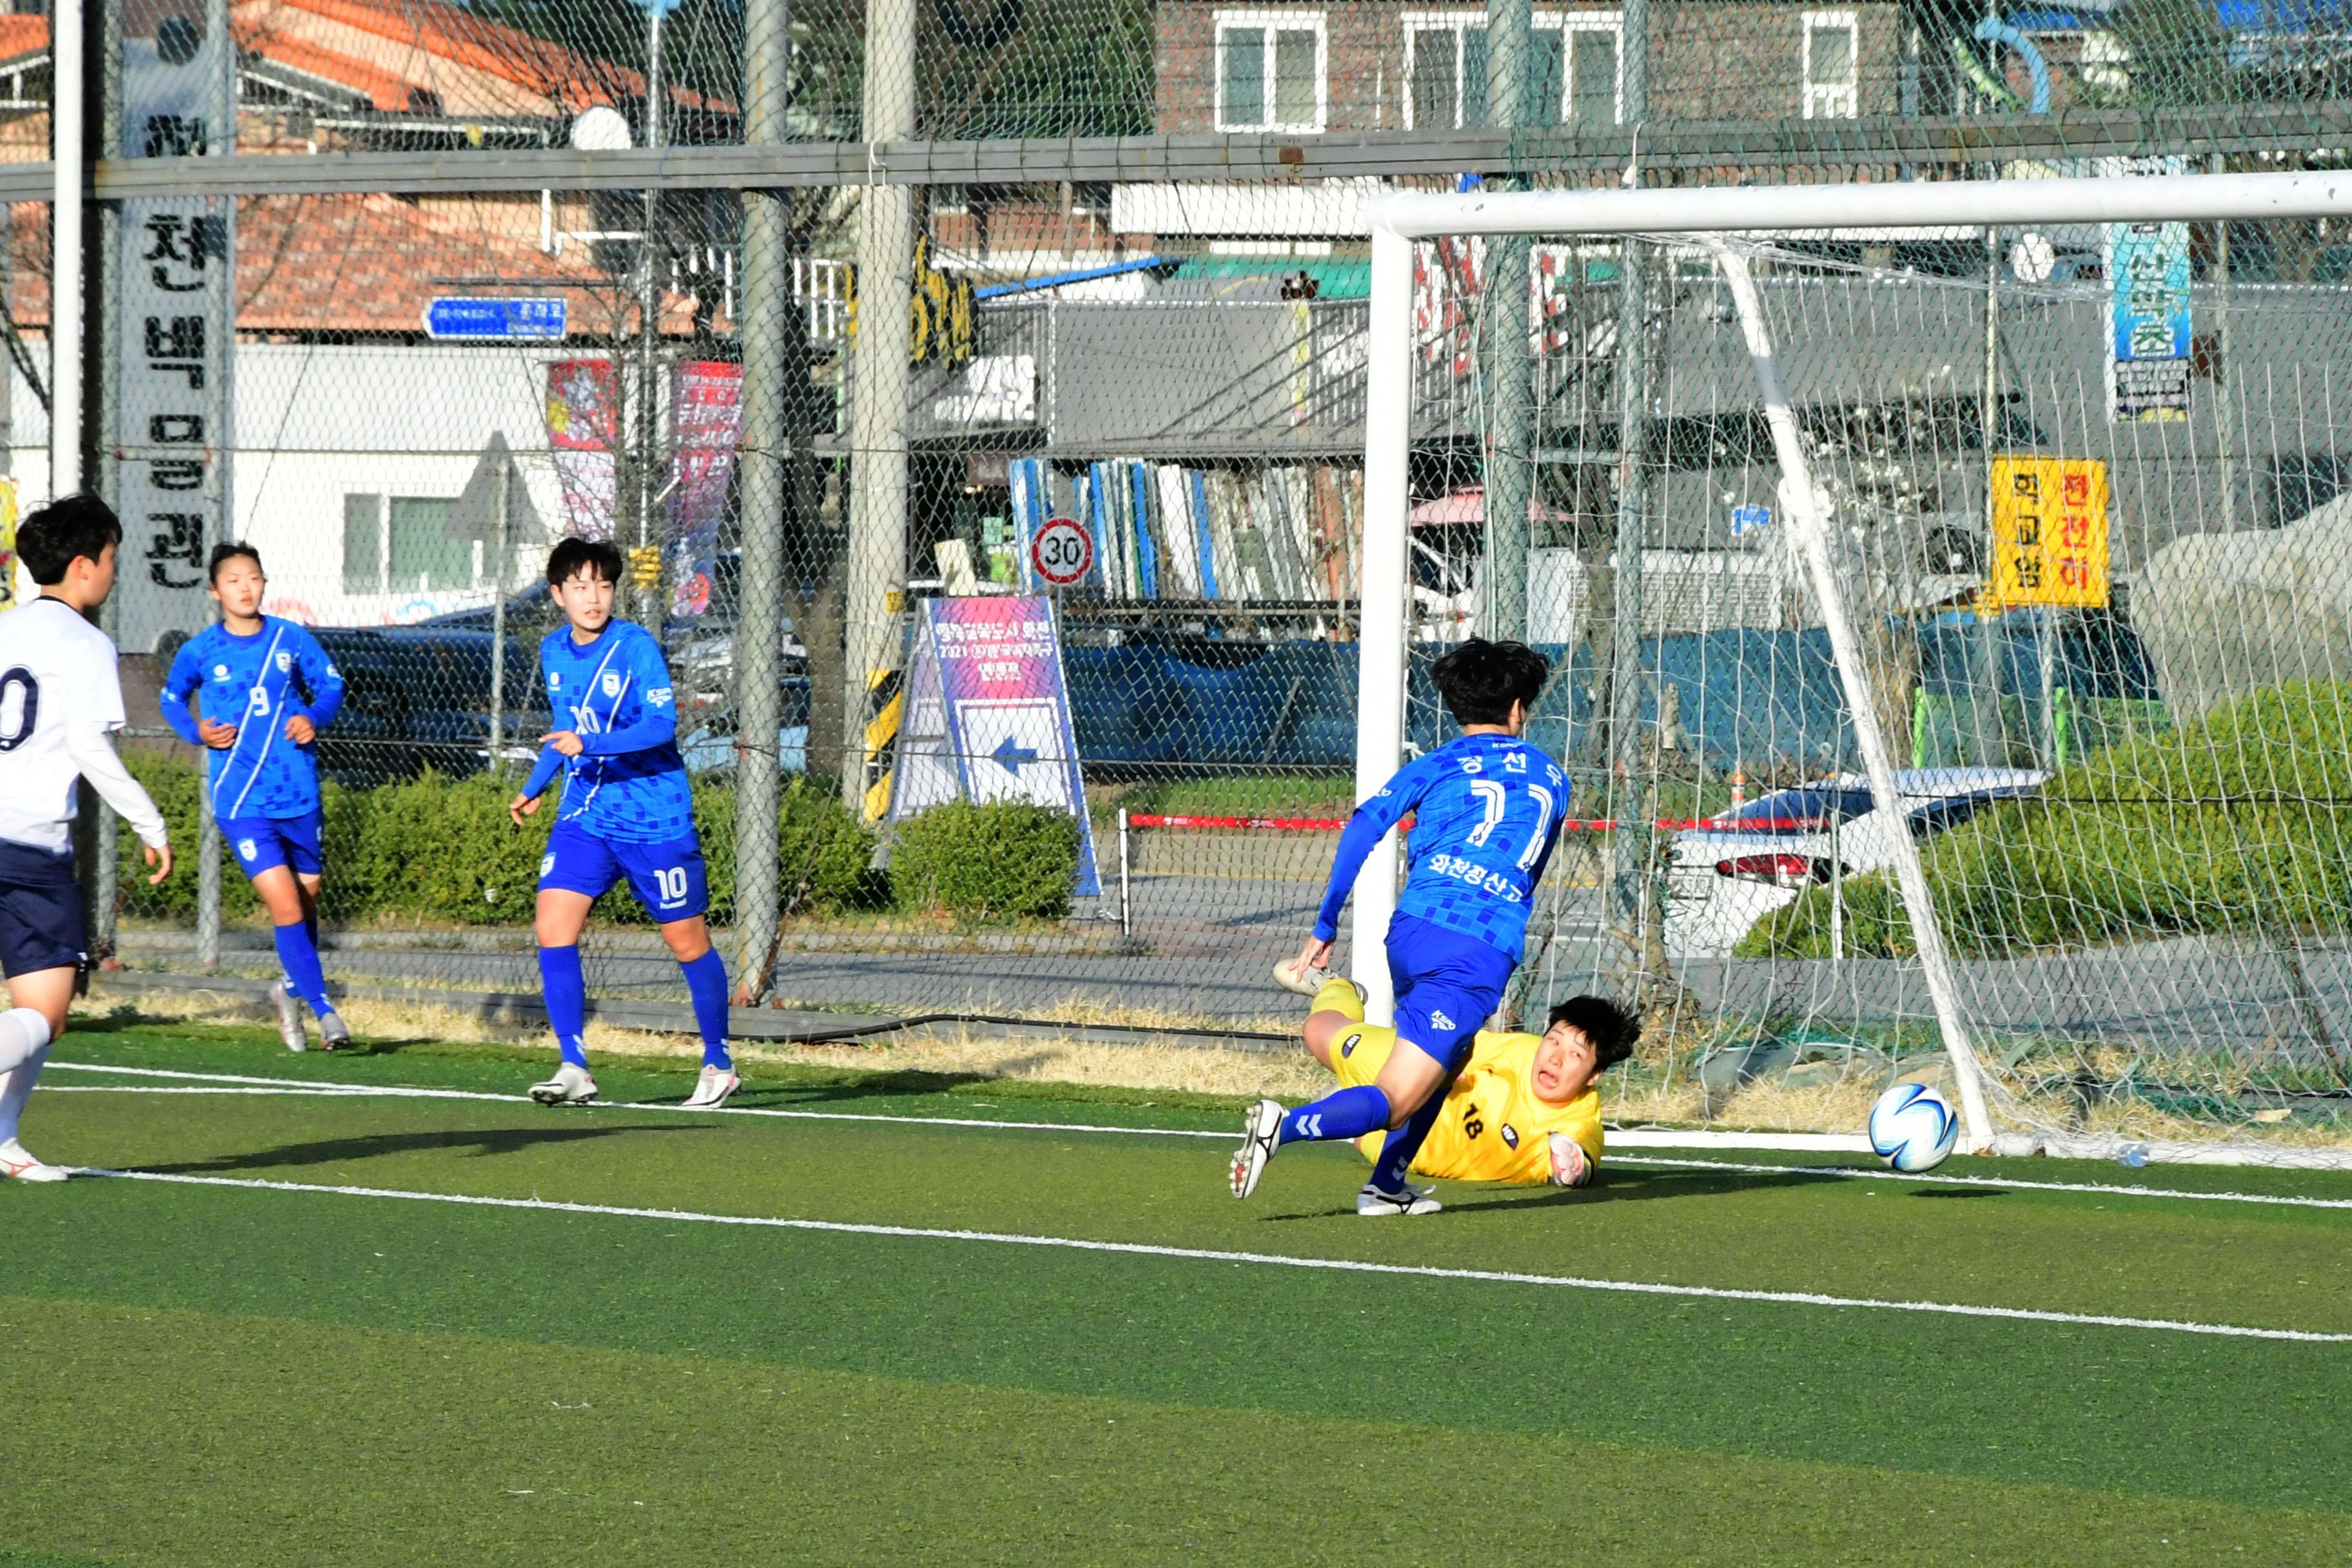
[231, 0, 725, 119]
[0, 15, 48, 67]
[9, 194, 708, 337]
[236, 192, 700, 335]
[0, 5, 725, 119]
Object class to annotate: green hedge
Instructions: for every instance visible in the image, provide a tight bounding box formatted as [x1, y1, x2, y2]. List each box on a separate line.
[890, 799, 1081, 923]
[116, 758, 874, 926]
[1740, 680, 2352, 959]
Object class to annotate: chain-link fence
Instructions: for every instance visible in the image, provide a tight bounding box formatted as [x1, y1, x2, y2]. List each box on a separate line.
[5, 0, 2350, 1142]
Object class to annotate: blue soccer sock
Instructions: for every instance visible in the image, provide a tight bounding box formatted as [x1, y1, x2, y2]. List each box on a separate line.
[1369, 1086, 1449, 1193]
[1277, 1084, 1390, 1146]
[273, 921, 333, 1019]
[680, 948, 732, 1070]
[538, 945, 590, 1068]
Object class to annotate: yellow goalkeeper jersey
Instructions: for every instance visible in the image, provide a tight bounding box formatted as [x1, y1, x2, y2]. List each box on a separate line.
[1332, 1023, 1605, 1184]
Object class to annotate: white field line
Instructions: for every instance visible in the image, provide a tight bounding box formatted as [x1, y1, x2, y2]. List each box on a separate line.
[64, 1167, 2352, 1345]
[1602, 1155, 2352, 1211]
[50, 1063, 2352, 1213]
[44, 1061, 1233, 1141]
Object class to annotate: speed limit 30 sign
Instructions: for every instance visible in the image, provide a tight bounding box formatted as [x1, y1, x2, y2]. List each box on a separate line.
[1030, 515, 1094, 585]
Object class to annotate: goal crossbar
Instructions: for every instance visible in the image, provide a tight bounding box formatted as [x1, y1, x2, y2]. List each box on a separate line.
[1352, 169, 2352, 1156]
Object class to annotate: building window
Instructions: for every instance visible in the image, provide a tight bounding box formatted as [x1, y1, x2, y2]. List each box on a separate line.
[1803, 10, 1859, 119]
[1562, 18, 1621, 126]
[342, 493, 475, 596]
[1403, 13, 1620, 130]
[1217, 13, 1326, 132]
[1406, 16, 1487, 130]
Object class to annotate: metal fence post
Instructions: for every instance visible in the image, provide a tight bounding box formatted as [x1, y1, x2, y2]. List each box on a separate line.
[196, 783, 220, 972]
[843, 0, 916, 806]
[730, 0, 790, 1003]
[487, 459, 509, 771]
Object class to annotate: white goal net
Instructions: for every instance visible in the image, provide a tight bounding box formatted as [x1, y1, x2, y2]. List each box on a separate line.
[1360, 172, 2352, 1167]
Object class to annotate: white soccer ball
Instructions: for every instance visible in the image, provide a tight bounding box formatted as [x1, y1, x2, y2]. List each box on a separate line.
[1868, 1083, 1959, 1173]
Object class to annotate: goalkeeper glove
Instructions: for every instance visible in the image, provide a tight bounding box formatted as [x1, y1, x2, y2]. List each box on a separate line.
[1547, 1132, 1593, 1188]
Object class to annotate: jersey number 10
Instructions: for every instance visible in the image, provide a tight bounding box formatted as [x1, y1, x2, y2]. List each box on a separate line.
[0, 668, 38, 752]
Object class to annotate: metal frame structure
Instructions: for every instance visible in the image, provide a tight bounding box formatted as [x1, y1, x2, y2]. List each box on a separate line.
[1353, 168, 2352, 1153]
[14, 101, 2352, 202]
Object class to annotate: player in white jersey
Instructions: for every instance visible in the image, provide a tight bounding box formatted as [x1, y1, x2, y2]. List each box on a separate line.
[0, 495, 175, 1181]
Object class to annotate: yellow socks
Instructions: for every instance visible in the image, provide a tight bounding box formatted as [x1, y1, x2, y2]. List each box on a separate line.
[1311, 975, 1366, 1023]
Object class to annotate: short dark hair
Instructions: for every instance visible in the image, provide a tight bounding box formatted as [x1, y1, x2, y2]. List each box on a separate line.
[208, 542, 264, 582]
[16, 493, 122, 585]
[547, 535, 624, 587]
[1431, 638, 1550, 727]
[1549, 995, 1640, 1072]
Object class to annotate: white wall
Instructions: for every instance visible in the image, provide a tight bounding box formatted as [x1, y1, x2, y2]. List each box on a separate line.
[228, 342, 577, 626]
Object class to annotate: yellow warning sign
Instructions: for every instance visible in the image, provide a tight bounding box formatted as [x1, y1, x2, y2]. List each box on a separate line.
[1989, 455, 2109, 609]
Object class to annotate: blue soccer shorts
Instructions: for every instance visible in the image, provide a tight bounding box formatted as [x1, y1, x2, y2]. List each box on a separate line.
[0, 839, 86, 979]
[220, 809, 326, 881]
[1382, 912, 1516, 1074]
[538, 820, 709, 923]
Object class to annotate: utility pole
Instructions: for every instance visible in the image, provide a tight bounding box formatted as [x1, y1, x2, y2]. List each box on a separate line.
[732, 0, 790, 1001]
[1605, 0, 1653, 985]
[633, 0, 672, 632]
[1480, 0, 1534, 641]
[843, 0, 916, 807]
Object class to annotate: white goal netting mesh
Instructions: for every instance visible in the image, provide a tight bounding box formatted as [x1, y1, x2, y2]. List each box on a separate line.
[1413, 211, 2352, 1164]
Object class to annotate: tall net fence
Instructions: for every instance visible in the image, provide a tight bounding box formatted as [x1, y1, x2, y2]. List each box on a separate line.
[1, 0, 2346, 1148]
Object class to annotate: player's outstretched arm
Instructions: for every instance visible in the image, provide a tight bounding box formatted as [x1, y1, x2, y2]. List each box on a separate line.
[64, 719, 172, 881]
[1308, 755, 1435, 947]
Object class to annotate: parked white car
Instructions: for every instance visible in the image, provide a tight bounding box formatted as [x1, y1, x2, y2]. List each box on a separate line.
[1662, 768, 2047, 957]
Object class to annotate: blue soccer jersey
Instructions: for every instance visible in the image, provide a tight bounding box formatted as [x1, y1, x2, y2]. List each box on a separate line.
[160, 617, 346, 819]
[1313, 733, 1569, 961]
[520, 620, 695, 844]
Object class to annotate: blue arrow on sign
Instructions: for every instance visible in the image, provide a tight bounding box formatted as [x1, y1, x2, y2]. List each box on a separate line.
[992, 734, 1039, 774]
[424, 297, 569, 342]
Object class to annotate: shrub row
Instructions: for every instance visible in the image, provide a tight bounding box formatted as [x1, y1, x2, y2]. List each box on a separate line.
[117, 756, 1082, 928]
[1740, 680, 2352, 959]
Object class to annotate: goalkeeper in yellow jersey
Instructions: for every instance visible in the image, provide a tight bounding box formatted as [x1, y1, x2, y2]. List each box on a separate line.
[1297, 975, 1638, 1202]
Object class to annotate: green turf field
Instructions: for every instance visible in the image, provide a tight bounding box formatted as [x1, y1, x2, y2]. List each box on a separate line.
[3, 1014, 2349, 1565]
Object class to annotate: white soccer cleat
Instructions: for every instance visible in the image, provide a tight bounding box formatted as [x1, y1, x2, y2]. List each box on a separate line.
[269, 981, 306, 1052]
[0, 1139, 68, 1183]
[1547, 1132, 1593, 1189]
[1230, 1098, 1284, 1199]
[1271, 957, 1329, 996]
[683, 1065, 740, 1110]
[528, 1063, 599, 1106]
[1357, 1182, 1441, 1217]
[318, 1013, 352, 1052]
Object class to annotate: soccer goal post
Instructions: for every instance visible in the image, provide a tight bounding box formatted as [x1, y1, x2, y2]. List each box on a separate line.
[1357, 170, 2352, 1166]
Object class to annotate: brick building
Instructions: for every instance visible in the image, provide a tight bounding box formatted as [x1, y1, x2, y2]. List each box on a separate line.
[1152, 0, 1908, 136]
